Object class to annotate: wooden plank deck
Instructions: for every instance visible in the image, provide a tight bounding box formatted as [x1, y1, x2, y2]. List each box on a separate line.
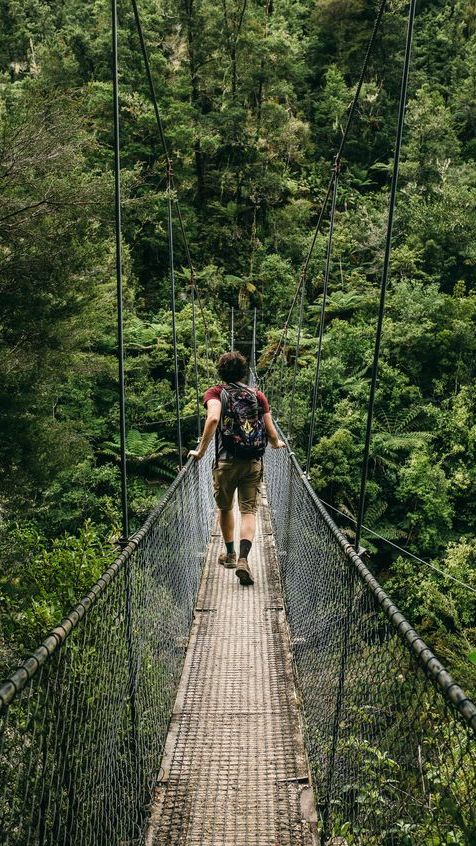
[146, 489, 318, 846]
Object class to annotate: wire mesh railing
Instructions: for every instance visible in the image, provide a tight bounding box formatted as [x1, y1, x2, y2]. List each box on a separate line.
[2, 419, 475, 846]
[265, 437, 476, 846]
[0, 449, 214, 846]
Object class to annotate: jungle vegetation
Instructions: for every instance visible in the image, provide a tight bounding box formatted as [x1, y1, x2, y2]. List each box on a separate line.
[0, 0, 475, 701]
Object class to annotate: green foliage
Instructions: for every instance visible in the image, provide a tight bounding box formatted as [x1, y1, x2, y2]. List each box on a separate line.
[385, 540, 476, 697]
[40, 461, 122, 537]
[0, 4, 474, 846]
[0, 0, 475, 794]
[310, 427, 359, 495]
[396, 449, 453, 554]
[0, 520, 110, 664]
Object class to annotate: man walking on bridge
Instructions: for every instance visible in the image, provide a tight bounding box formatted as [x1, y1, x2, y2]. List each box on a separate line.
[189, 351, 285, 586]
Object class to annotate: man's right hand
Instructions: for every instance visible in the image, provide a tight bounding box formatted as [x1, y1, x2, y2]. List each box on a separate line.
[188, 449, 203, 460]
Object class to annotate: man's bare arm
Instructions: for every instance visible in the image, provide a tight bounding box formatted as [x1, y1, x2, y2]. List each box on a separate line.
[188, 399, 221, 460]
[263, 412, 286, 449]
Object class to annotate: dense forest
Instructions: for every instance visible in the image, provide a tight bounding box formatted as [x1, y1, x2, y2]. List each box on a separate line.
[0, 0, 475, 701]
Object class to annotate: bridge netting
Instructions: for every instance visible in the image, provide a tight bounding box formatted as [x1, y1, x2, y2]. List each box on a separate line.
[0, 453, 215, 846]
[266, 438, 476, 844]
[1, 440, 475, 845]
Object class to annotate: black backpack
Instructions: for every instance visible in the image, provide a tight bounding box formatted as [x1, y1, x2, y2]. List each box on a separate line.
[216, 383, 267, 459]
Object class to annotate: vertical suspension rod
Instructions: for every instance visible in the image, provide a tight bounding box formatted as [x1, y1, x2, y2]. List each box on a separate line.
[130, 0, 183, 466]
[251, 306, 257, 373]
[306, 167, 339, 475]
[191, 279, 201, 440]
[112, 1, 140, 808]
[261, 173, 334, 389]
[174, 198, 212, 377]
[231, 306, 235, 351]
[167, 170, 183, 469]
[288, 269, 306, 438]
[168, 181, 202, 434]
[260, 0, 387, 393]
[276, 321, 289, 420]
[112, 0, 129, 540]
[355, 0, 417, 552]
[130, 0, 169, 158]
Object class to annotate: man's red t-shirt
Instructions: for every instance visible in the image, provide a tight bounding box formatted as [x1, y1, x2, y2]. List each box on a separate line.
[203, 384, 270, 459]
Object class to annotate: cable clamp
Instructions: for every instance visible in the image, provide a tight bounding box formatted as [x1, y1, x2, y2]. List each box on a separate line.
[166, 159, 174, 181]
[333, 156, 342, 176]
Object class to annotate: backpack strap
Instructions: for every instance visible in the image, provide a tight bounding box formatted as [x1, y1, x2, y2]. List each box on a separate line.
[219, 387, 229, 423]
[215, 387, 228, 465]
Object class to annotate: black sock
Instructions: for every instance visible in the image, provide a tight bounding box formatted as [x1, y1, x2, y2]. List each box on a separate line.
[226, 540, 235, 555]
[239, 539, 252, 560]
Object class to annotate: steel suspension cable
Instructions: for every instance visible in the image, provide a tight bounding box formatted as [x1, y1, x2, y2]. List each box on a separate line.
[322, 7, 415, 816]
[276, 320, 289, 420]
[306, 167, 339, 475]
[190, 283, 201, 440]
[306, 167, 341, 841]
[112, 0, 129, 540]
[355, 0, 417, 552]
[318, 497, 476, 596]
[261, 0, 388, 393]
[251, 306, 257, 372]
[260, 175, 335, 386]
[334, 0, 388, 166]
[130, 0, 209, 435]
[167, 173, 183, 468]
[324, 11, 417, 813]
[130, 0, 169, 152]
[173, 197, 213, 375]
[111, 0, 139, 782]
[288, 270, 306, 437]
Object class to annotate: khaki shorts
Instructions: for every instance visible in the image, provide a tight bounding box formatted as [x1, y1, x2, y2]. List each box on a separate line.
[212, 458, 263, 514]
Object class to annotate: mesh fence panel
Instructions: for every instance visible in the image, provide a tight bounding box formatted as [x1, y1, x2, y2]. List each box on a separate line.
[0, 450, 214, 846]
[2, 430, 475, 846]
[265, 442, 476, 846]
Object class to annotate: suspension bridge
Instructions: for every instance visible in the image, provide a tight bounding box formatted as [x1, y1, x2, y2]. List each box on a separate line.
[1, 0, 475, 844]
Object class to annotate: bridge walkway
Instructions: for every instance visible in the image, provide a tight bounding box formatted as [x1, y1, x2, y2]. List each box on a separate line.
[146, 490, 318, 845]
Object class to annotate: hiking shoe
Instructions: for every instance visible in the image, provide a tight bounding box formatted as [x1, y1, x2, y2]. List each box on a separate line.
[219, 551, 237, 569]
[236, 558, 254, 586]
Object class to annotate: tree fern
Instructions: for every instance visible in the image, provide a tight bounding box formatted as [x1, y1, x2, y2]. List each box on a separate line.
[101, 430, 178, 486]
[374, 405, 426, 436]
[371, 430, 433, 470]
[371, 405, 433, 475]
[336, 498, 407, 552]
[102, 430, 175, 462]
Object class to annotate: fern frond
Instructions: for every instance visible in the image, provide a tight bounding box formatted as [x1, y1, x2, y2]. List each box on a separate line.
[101, 430, 175, 461]
[364, 499, 388, 526]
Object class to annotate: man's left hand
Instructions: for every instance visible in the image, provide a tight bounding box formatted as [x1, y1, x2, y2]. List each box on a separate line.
[188, 449, 202, 460]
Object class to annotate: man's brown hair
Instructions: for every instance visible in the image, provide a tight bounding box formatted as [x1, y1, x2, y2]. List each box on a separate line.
[217, 351, 248, 383]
